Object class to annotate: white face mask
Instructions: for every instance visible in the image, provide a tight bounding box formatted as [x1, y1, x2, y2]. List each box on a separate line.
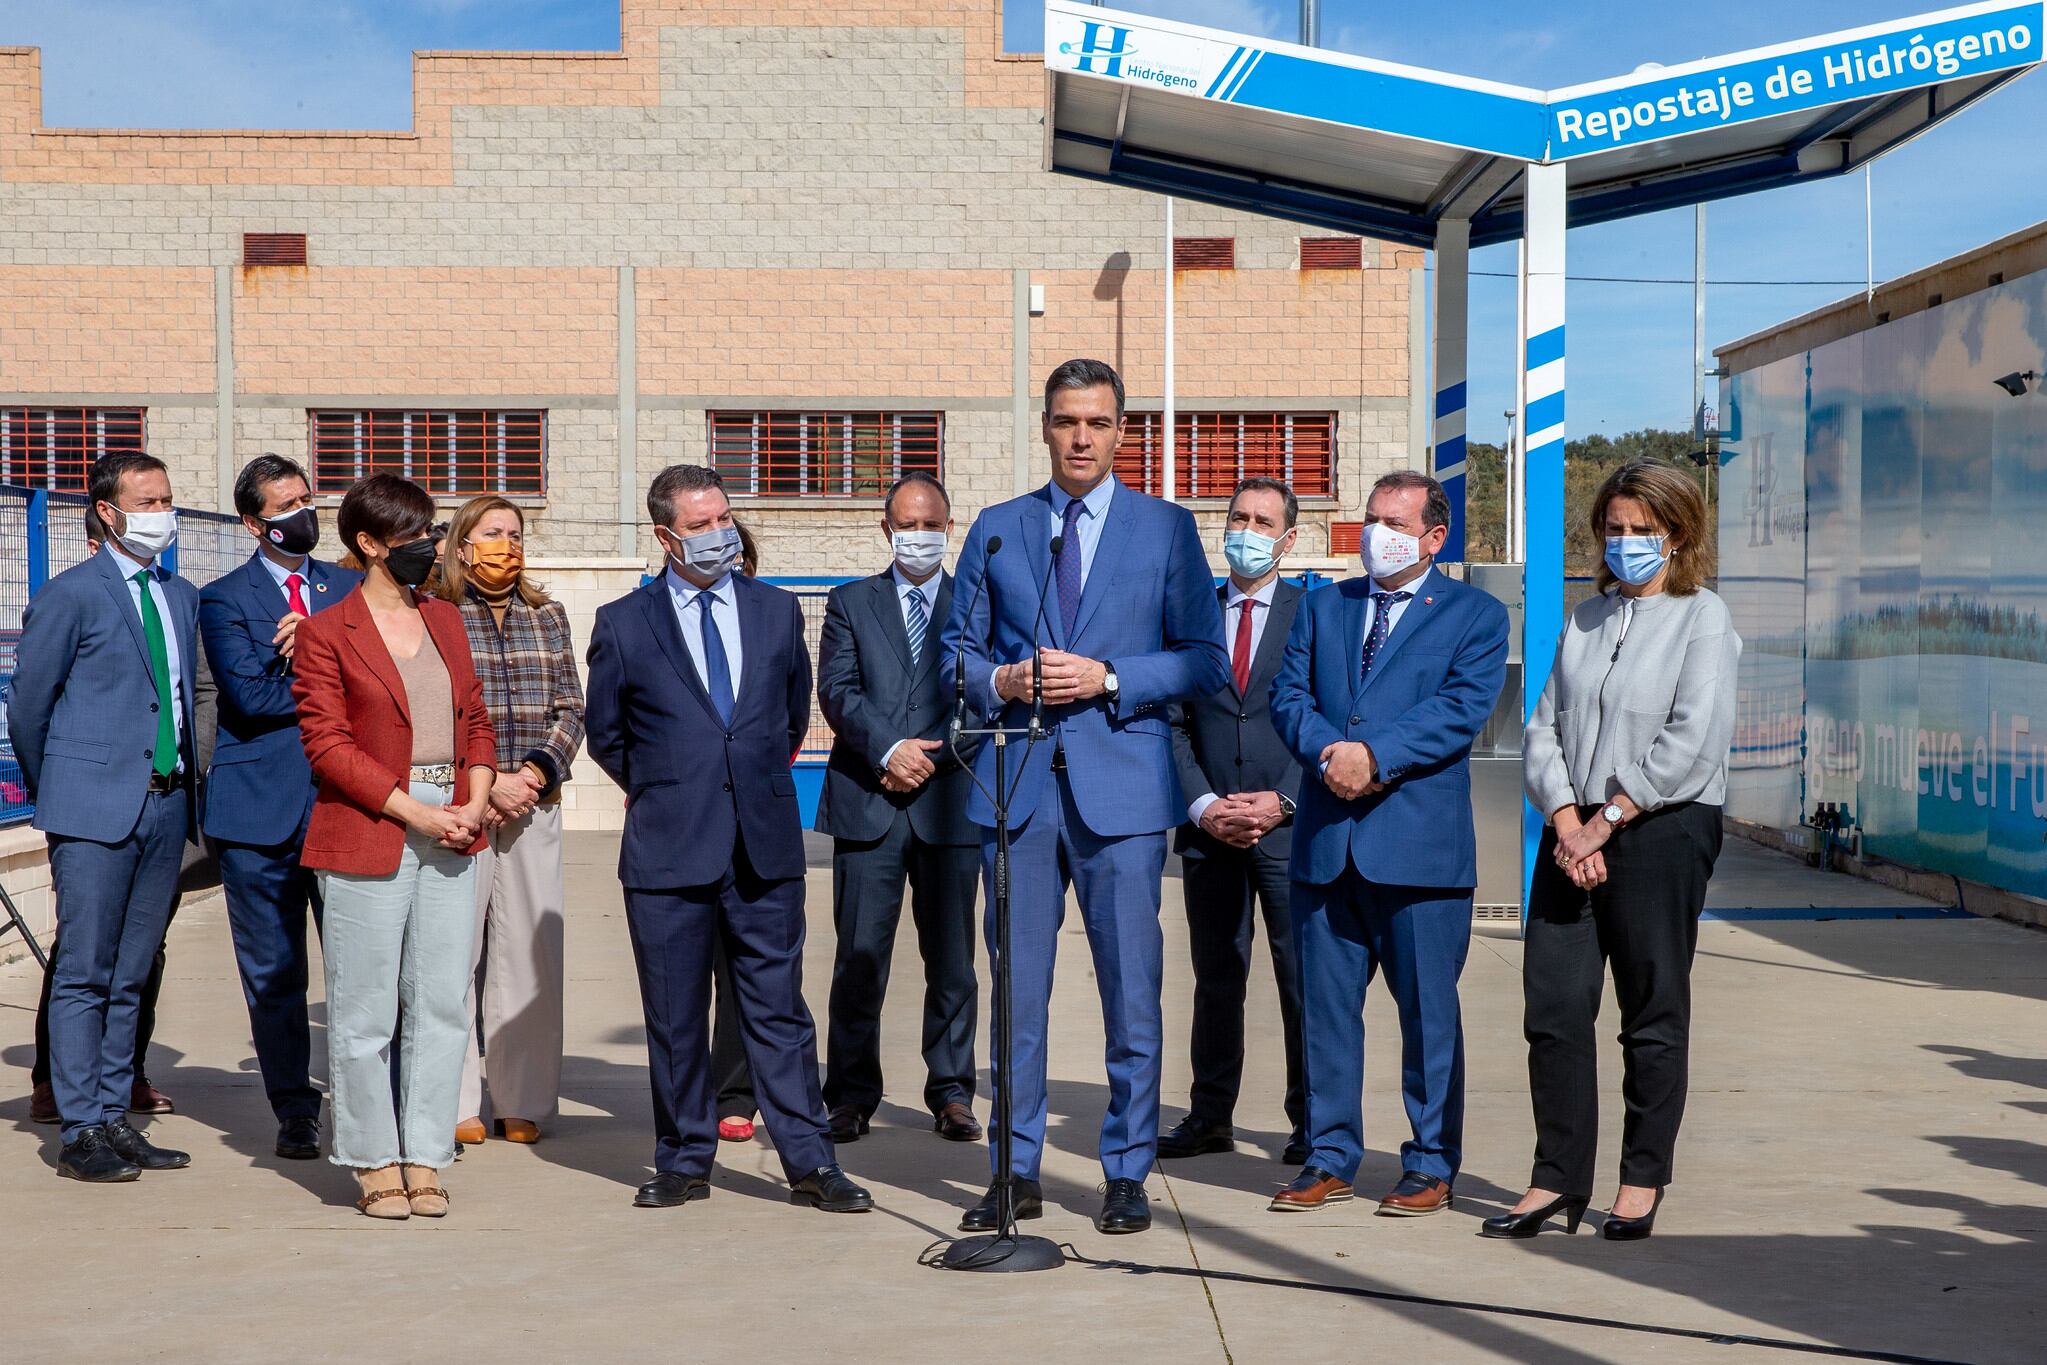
[1362, 521, 1422, 580]
[890, 529, 947, 577]
[112, 507, 178, 561]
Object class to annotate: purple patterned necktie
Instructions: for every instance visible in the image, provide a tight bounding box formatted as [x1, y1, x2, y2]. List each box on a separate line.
[1056, 494, 1086, 641]
[1359, 590, 1412, 682]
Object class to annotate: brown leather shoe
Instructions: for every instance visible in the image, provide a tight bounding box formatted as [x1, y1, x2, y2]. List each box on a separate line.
[29, 1082, 59, 1125]
[498, 1118, 540, 1144]
[1269, 1166, 1353, 1212]
[454, 1116, 487, 1146]
[933, 1102, 983, 1142]
[1376, 1171, 1453, 1216]
[129, 1077, 174, 1115]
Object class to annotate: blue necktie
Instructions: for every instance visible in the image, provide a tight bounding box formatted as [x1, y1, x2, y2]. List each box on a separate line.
[1056, 495, 1086, 641]
[1359, 590, 1412, 682]
[695, 590, 735, 726]
[904, 585, 927, 666]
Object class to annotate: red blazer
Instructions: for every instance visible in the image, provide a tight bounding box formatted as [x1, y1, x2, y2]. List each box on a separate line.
[292, 586, 497, 876]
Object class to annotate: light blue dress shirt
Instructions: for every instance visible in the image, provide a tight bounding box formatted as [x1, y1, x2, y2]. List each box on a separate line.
[878, 566, 945, 772]
[1319, 565, 1436, 778]
[101, 542, 186, 763]
[665, 565, 745, 698]
[258, 546, 310, 597]
[1046, 475, 1117, 588]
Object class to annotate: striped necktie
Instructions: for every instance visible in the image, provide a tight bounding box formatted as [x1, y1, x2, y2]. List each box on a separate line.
[904, 584, 927, 665]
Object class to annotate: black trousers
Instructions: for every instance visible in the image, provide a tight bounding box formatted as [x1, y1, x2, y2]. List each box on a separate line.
[1523, 801, 1722, 1196]
[1181, 840, 1305, 1135]
[823, 811, 980, 1118]
[710, 942, 755, 1120]
[32, 893, 179, 1089]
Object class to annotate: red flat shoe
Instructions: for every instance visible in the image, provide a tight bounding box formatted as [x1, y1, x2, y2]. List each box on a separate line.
[718, 1116, 756, 1142]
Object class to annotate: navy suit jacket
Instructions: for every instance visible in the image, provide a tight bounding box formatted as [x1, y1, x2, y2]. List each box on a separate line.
[814, 570, 980, 847]
[937, 479, 1229, 837]
[7, 549, 199, 844]
[198, 551, 360, 845]
[1269, 571, 1509, 889]
[1172, 578, 1305, 862]
[585, 573, 811, 889]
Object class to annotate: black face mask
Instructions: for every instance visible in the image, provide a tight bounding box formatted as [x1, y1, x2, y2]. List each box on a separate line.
[261, 507, 320, 556]
[383, 538, 438, 589]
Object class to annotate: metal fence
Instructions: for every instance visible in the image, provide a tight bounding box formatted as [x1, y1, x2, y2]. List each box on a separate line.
[0, 485, 243, 827]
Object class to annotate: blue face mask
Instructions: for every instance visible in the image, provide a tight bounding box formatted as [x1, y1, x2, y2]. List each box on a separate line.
[1604, 534, 1668, 587]
[1223, 528, 1286, 579]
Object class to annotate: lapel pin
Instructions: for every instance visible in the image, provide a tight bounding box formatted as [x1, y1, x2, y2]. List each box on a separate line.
[1424, 596, 1434, 605]
[316, 582, 329, 593]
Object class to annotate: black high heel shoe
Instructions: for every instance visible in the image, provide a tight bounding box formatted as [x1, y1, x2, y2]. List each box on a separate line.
[1601, 1189, 1665, 1241]
[1479, 1192, 1589, 1239]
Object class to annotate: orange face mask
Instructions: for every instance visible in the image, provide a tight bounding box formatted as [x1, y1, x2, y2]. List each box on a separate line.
[465, 539, 524, 593]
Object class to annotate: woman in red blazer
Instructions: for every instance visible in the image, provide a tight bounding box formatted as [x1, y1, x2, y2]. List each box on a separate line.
[292, 474, 496, 1220]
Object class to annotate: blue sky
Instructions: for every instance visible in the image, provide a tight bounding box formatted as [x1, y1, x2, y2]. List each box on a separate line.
[6, 1, 2044, 442]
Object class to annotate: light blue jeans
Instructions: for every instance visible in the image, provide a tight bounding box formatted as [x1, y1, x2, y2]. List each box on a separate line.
[318, 783, 477, 1170]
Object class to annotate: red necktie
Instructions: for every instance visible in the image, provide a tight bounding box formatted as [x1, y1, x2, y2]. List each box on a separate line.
[286, 572, 308, 616]
[1232, 598, 1255, 695]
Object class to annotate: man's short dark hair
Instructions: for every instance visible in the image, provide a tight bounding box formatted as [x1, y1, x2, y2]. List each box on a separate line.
[1369, 470, 1451, 532]
[337, 474, 436, 558]
[883, 470, 950, 523]
[1229, 476, 1298, 529]
[233, 453, 311, 519]
[88, 452, 169, 511]
[648, 463, 725, 528]
[1043, 357, 1125, 419]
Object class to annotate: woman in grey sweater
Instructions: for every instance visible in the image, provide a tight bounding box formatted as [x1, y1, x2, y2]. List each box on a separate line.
[1483, 461, 1740, 1244]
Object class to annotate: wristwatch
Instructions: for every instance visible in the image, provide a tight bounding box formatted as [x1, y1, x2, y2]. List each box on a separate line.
[1600, 802, 1627, 829]
[1276, 792, 1296, 820]
[1102, 664, 1120, 698]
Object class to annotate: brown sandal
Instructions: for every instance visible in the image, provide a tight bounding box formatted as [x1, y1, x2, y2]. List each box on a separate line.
[402, 1164, 450, 1217]
[355, 1166, 412, 1220]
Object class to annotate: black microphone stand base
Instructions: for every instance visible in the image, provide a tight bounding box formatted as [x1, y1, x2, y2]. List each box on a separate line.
[940, 1231, 1064, 1273]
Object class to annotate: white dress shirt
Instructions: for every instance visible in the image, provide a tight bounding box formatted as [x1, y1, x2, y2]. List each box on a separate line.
[977, 477, 1119, 714]
[665, 565, 744, 699]
[101, 542, 186, 765]
[878, 566, 944, 772]
[1188, 575, 1281, 825]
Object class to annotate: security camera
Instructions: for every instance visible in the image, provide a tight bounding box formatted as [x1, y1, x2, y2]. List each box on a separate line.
[1993, 370, 2036, 397]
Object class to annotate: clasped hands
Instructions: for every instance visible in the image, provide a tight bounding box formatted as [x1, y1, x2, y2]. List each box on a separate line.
[1551, 812, 1613, 889]
[993, 650, 1108, 706]
[1199, 791, 1286, 848]
[881, 738, 944, 793]
[410, 795, 490, 849]
[1318, 741, 1385, 800]
[482, 767, 546, 829]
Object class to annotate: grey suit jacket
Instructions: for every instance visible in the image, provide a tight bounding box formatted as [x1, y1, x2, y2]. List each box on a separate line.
[814, 570, 980, 847]
[7, 549, 200, 845]
[1171, 577, 1306, 861]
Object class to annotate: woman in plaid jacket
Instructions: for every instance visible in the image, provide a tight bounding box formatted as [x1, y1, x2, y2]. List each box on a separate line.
[430, 495, 586, 1147]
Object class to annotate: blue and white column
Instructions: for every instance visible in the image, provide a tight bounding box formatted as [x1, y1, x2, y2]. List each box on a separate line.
[1430, 217, 1470, 561]
[1519, 161, 1567, 905]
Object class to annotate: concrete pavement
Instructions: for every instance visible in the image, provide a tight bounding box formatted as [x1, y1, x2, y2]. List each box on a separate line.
[2, 832, 2042, 1364]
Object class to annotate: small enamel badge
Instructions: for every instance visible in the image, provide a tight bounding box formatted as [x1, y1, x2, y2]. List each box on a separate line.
[1424, 596, 1434, 605]
[316, 582, 329, 593]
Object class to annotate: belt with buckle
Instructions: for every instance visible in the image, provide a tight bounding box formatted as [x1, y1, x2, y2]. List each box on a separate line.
[410, 764, 456, 786]
[145, 771, 180, 794]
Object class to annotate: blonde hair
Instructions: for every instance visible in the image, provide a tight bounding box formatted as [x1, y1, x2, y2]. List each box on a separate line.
[429, 495, 549, 607]
[1589, 460, 1711, 596]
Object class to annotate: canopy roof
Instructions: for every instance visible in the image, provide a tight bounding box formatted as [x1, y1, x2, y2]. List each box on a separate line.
[1043, 0, 2042, 247]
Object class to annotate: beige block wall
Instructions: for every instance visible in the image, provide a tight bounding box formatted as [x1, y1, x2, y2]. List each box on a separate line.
[0, 266, 213, 392]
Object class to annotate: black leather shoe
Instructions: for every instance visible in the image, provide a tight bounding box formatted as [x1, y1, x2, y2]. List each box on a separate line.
[1156, 1115, 1234, 1159]
[634, 1172, 710, 1208]
[1097, 1178, 1152, 1234]
[791, 1164, 873, 1212]
[1480, 1192, 1589, 1239]
[1281, 1133, 1310, 1165]
[56, 1125, 141, 1183]
[275, 1116, 321, 1161]
[105, 1119, 190, 1171]
[827, 1104, 869, 1144]
[959, 1178, 1043, 1231]
[1602, 1189, 1665, 1241]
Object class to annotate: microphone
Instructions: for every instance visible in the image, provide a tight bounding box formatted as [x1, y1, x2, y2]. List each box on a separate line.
[951, 535, 1002, 740]
[1029, 534, 1065, 737]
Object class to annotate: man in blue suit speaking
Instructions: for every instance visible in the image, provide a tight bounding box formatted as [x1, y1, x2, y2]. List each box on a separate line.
[1268, 471, 1508, 1218]
[199, 453, 360, 1162]
[940, 358, 1228, 1235]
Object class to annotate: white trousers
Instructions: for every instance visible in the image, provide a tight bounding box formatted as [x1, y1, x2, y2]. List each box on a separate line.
[457, 803, 566, 1125]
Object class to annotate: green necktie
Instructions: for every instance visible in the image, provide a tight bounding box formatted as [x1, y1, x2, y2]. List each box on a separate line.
[133, 569, 178, 779]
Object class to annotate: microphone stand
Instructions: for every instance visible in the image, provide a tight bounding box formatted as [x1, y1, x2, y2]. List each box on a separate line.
[941, 538, 1063, 1274]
